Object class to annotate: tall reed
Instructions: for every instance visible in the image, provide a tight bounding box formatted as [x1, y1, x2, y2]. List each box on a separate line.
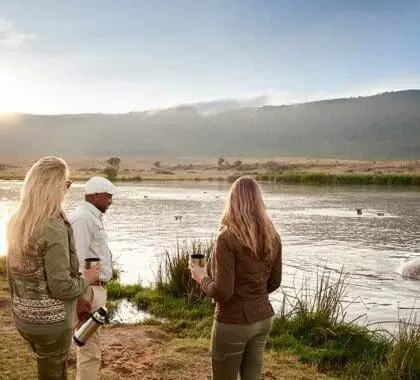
[268, 267, 420, 378]
[155, 239, 214, 302]
[379, 313, 420, 379]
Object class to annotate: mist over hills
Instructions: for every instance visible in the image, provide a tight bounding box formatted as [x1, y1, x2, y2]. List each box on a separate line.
[0, 90, 419, 159]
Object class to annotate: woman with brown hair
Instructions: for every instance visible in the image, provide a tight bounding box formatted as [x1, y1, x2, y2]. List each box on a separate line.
[7, 156, 99, 379]
[190, 176, 282, 380]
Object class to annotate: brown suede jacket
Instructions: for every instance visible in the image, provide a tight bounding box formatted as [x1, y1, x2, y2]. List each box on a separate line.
[201, 229, 282, 324]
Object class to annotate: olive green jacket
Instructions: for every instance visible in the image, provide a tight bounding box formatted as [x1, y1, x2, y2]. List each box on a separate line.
[7, 216, 88, 334]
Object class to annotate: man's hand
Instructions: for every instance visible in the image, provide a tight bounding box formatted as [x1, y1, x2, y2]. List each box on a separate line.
[82, 265, 101, 285]
[76, 298, 92, 323]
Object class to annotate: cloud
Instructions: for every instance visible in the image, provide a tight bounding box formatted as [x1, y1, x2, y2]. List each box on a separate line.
[183, 94, 271, 115]
[185, 78, 420, 116]
[244, 78, 420, 108]
[0, 18, 36, 50]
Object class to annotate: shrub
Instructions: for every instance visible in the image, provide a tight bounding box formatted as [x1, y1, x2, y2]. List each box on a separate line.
[155, 239, 214, 302]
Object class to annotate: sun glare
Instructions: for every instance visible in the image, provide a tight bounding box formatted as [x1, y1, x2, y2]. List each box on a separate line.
[0, 70, 21, 114]
[0, 210, 9, 256]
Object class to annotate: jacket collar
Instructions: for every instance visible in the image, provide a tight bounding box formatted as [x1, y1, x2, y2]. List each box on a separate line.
[81, 200, 103, 219]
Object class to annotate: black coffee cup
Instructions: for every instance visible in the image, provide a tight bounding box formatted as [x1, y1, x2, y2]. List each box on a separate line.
[85, 258, 101, 270]
[190, 254, 206, 268]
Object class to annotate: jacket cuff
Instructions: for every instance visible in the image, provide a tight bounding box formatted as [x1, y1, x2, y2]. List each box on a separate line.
[80, 276, 90, 296]
[200, 276, 212, 293]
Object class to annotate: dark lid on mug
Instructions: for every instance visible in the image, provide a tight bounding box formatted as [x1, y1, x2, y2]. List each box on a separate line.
[190, 254, 205, 258]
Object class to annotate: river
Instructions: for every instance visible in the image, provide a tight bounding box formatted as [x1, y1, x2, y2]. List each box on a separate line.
[1, 180, 419, 330]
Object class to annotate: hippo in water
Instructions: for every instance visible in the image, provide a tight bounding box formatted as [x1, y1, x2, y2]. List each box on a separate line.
[397, 257, 420, 280]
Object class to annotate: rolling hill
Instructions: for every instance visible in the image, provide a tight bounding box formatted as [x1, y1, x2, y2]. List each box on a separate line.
[0, 90, 419, 159]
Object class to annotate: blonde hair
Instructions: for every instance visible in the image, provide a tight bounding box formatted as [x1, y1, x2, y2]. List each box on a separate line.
[220, 176, 279, 260]
[7, 156, 69, 257]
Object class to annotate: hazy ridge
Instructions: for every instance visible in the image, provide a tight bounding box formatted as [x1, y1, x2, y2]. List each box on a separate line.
[0, 90, 419, 159]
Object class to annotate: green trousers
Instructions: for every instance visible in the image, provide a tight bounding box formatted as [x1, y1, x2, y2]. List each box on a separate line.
[210, 317, 273, 380]
[18, 328, 72, 380]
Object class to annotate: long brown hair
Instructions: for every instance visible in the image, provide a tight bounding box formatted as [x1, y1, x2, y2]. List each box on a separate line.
[7, 156, 69, 258]
[220, 176, 279, 260]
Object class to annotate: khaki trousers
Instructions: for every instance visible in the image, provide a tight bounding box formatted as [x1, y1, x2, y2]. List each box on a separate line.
[210, 317, 273, 380]
[75, 286, 107, 380]
[19, 328, 72, 380]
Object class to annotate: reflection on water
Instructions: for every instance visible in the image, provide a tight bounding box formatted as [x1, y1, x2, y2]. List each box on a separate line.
[0, 219, 7, 256]
[0, 204, 11, 256]
[110, 299, 153, 324]
[1, 180, 419, 328]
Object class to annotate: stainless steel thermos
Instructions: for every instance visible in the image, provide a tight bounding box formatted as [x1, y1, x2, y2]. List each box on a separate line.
[73, 306, 107, 347]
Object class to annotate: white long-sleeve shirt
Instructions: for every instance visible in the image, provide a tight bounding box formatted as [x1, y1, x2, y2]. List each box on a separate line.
[69, 201, 113, 282]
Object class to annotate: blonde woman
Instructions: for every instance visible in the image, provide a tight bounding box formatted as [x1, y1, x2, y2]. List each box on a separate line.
[7, 156, 99, 380]
[190, 176, 282, 380]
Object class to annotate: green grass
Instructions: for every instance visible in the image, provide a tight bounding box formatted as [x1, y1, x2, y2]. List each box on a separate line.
[255, 172, 420, 186]
[105, 239, 216, 338]
[268, 267, 420, 378]
[107, 244, 420, 379]
[262, 268, 387, 377]
[107, 275, 409, 378]
[105, 282, 214, 338]
[381, 318, 420, 379]
[106, 281, 143, 300]
[2, 171, 420, 185]
[267, 312, 390, 378]
[0, 273, 333, 380]
[4, 241, 418, 379]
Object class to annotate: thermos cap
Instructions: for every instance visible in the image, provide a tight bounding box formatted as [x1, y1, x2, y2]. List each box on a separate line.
[91, 306, 108, 324]
[97, 306, 107, 317]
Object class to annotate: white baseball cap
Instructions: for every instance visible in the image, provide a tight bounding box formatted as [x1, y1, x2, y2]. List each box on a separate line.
[84, 176, 120, 195]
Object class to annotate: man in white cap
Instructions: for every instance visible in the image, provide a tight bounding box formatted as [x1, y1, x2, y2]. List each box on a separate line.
[69, 176, 120, 380]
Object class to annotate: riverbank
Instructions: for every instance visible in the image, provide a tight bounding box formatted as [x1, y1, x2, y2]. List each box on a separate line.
[2, 172, 420, 186]
[0, 257, 330, 379]
[1, 249, 419, 379]
[1, 156, 420, 185]
[104, 275, 420, 379]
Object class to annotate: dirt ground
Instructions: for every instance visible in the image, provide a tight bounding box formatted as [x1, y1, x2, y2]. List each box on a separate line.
[0, 276, 332, 380]
[0, 155, 419, 180]
[67, 324, 330, 380]
[0, 315, 332, 380]
[68, 324, 213, 380]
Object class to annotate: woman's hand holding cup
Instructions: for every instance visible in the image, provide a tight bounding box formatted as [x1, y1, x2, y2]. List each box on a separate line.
[189, 254, 208, 285]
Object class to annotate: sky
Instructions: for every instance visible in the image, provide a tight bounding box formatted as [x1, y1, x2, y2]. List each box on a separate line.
[0, 0, 419, 114]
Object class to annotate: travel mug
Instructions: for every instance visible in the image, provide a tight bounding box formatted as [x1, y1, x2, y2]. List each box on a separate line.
[85, 257, 101, 270]
[190, 254, 206, 268]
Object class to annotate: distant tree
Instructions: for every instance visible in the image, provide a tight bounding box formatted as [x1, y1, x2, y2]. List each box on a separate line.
[217, 157, 225, 166]
[103, 167, 118, 181]
[104, 157, 121, 180]
[106, 157, 121, 171]
[153, 160, 161, 169]
[233, 160, 242, 169]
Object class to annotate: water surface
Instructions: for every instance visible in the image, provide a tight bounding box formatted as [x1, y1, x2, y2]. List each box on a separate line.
[1, 180, 419, 329]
